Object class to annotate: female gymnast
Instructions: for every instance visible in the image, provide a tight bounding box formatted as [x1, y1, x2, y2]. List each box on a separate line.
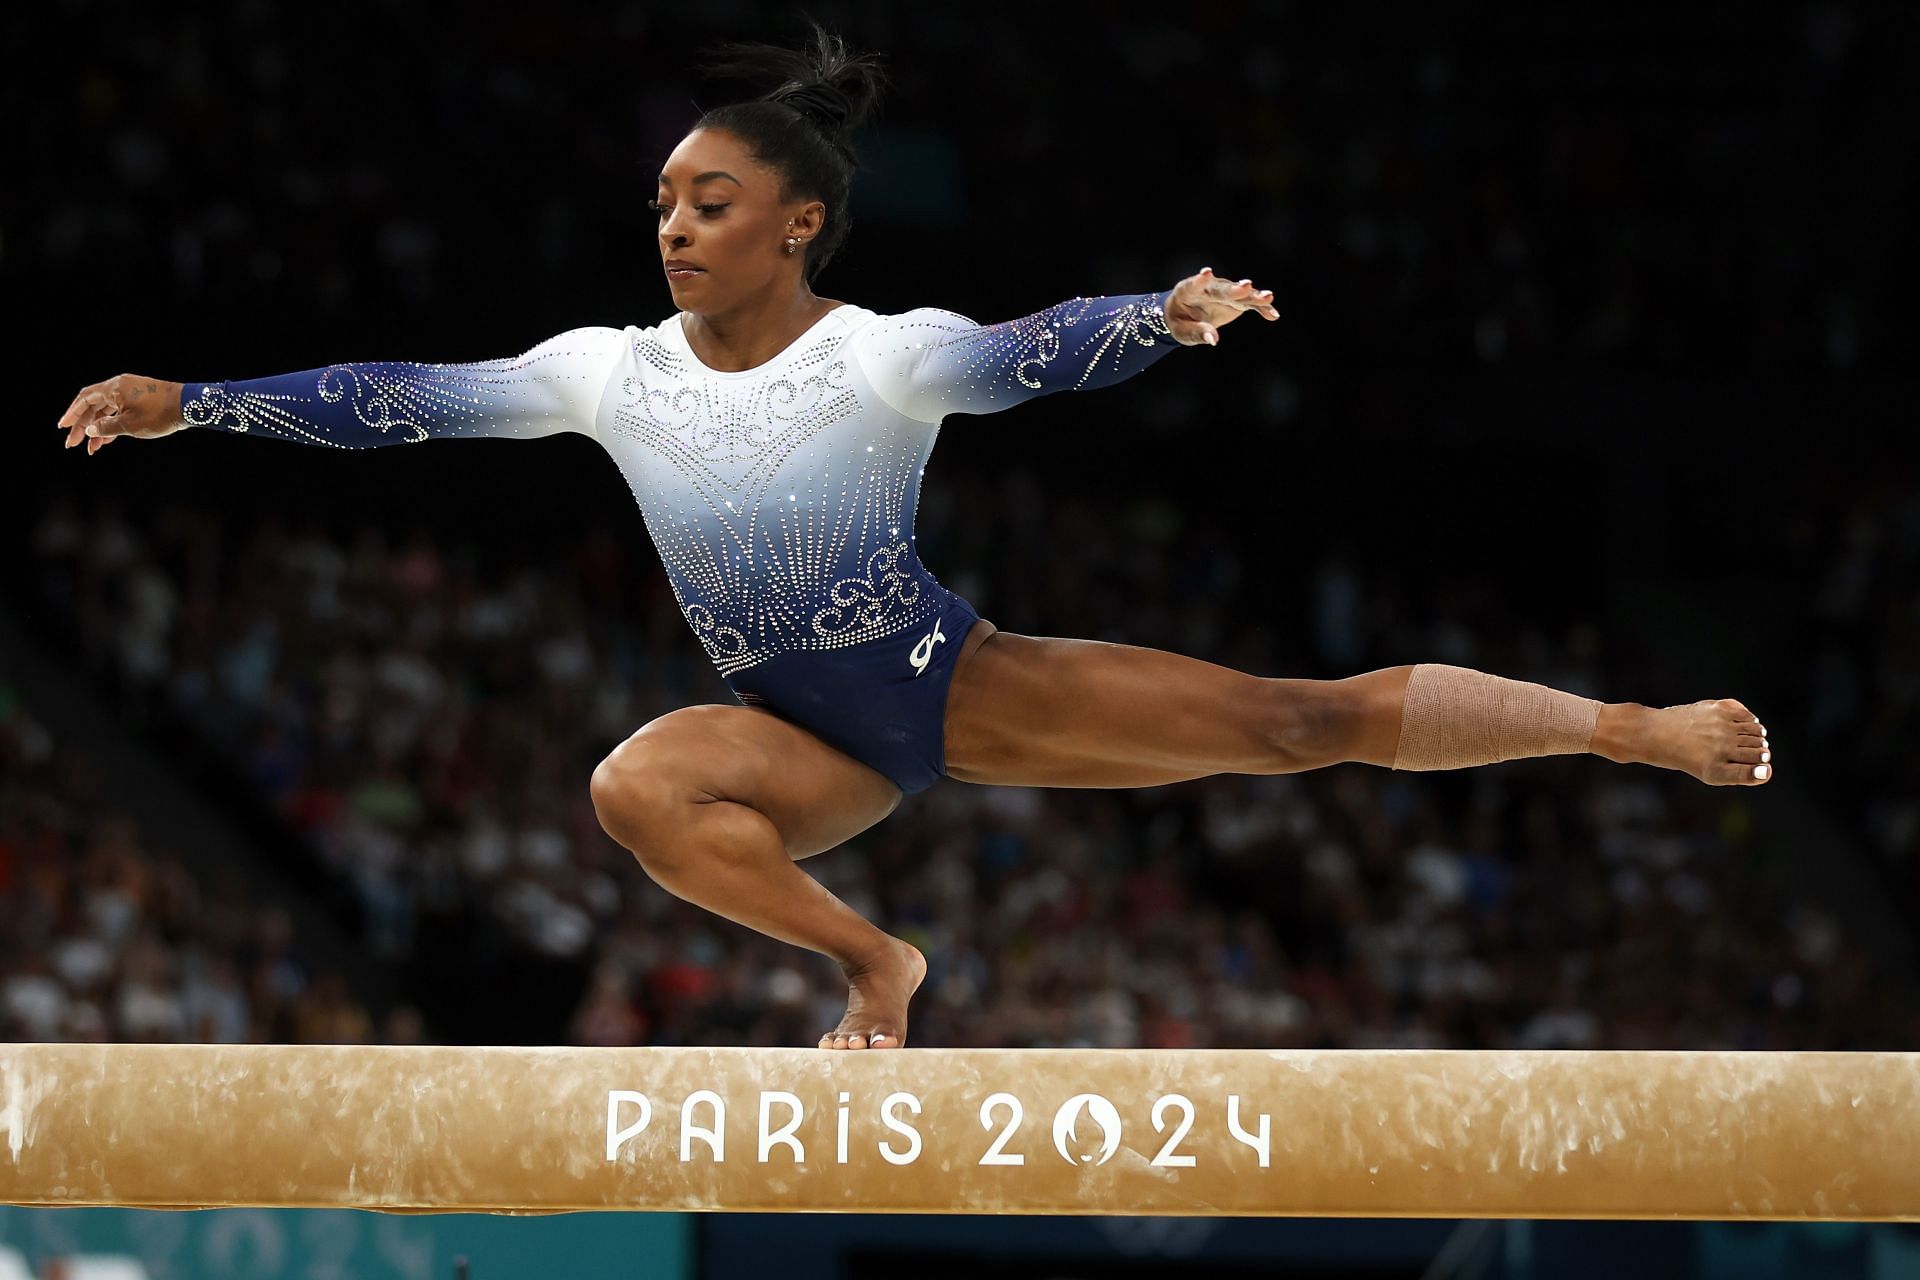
[57, 24, 1772, 1052]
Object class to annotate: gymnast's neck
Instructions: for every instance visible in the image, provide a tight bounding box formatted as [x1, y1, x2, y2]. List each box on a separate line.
[679, 285, 846, 373]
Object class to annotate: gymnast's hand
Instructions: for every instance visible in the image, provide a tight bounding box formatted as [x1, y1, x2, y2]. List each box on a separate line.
[1162, 266, 1279, 346]
[58, 375, 189, 455]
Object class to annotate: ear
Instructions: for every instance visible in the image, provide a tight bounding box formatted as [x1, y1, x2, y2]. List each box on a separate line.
[793, 200, 829, 239]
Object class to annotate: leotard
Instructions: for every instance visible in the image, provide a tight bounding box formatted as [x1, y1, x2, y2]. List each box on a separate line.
[182, 292, 1185, 790]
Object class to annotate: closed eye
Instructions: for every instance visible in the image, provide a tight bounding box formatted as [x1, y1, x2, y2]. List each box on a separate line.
[647, 201, 728, 217]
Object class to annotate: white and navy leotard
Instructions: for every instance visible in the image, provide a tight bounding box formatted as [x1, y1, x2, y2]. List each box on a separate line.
[181, 292, 1185, 791]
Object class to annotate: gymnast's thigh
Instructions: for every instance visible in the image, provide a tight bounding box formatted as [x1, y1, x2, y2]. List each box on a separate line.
[940, 630, 1286, 788]
[610, 703, 903, 860]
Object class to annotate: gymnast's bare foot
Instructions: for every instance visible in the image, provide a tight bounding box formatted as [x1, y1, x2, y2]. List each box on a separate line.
[1592, 698, 1772, 786]
[819, 937, 926, 1050]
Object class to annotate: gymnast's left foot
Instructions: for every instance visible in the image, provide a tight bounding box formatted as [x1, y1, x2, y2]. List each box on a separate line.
[819, 936, 926, 1050]
[1591, 697, 1773, 786]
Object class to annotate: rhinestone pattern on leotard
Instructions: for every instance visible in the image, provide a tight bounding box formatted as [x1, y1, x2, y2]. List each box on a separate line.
[852, 293, 1180, 421]
[180, 330, 619, 446]
[179, 293, 1185, 680]
[604, 318, 946, 676]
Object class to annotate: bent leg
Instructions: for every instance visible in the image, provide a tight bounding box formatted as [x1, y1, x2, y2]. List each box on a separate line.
[590, 703, 924, 1048]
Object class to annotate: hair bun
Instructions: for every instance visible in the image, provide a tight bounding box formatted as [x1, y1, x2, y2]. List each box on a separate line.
[777, 82, 853, 134]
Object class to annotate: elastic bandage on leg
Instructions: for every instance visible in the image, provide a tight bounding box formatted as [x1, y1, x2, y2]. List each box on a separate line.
[1391, 664, 1602, 771]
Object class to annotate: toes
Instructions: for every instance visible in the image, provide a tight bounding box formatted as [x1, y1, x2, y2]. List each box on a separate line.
[820, 1029, 904, 1049]
[1730, 745, 1765, 765]
[1715, 698, 1756, 722]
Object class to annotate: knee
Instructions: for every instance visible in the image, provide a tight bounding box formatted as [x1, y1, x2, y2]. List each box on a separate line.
[1263, 679, 1366, 770]
[590, 743, 687, 872]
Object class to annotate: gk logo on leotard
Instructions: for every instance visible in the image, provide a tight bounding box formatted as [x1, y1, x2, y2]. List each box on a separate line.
[908, 620, 946, 677]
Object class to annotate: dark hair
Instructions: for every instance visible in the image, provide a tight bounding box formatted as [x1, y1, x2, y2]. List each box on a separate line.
[693, 19, 890, 286]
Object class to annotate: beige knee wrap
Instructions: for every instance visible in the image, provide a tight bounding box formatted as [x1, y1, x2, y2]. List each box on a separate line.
[1391, 664, 1602, 770]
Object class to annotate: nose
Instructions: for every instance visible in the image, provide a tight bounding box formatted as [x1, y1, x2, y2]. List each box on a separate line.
[658, 205, 693, 248]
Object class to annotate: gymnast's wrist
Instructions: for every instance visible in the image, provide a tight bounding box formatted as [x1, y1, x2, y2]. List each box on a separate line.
[1148, 289, 1182, 345]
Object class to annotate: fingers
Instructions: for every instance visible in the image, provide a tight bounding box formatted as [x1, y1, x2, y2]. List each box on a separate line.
[60, 383, 124, 450]
[64, 392, 109, 448]
[57, 381, 105, 431]
[80, 393, 122, 440]
[59, 389, 94, 447]
[1216, 276, 1279, 320]
[1183, 268, 1280, 321]
[1166, 267, 1280, 344]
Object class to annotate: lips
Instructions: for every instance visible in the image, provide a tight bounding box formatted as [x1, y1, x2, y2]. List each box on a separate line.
[664, 260, 705, 278]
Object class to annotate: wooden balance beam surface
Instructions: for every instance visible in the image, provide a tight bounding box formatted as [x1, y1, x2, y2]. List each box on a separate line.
[4, 1045, 1917, 1218]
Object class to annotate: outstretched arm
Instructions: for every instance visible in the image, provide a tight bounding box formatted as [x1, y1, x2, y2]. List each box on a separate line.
[850, 267, 1277, 423]
[58, 327, 627, 453]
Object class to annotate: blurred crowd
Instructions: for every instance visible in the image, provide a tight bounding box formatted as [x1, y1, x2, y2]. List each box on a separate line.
[20, 4, 1892, 381]
[0, 671, 423, 1044]
[8, 1, 1911, 1055]
[21, 472, 1915, 1052]
[1792, 467, 1920, 921]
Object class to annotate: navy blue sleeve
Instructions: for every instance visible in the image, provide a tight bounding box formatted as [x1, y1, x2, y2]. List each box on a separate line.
[179, 327, 626, 448]
[850, 291, 1185, 422]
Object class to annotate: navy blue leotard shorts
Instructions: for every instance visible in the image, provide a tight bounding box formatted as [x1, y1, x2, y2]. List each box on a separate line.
[724, 590, 983, 796]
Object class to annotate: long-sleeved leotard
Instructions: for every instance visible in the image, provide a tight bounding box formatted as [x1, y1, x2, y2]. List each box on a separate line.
[181, 292, 1183, 678]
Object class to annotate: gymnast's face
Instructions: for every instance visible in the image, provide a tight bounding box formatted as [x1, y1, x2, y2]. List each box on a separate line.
[654, 128, 827, 310]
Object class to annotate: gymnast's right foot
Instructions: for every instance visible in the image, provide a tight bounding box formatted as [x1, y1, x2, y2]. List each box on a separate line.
[819, 937, 926, 1050]
[1592, 697, 1773, 786]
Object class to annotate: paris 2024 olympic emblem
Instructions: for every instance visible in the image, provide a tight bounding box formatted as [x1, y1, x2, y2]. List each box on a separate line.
[605, 1087, 1273, 1169]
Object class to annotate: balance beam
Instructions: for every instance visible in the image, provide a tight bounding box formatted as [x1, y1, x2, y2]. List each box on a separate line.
[4, 1045, 1917, 1218]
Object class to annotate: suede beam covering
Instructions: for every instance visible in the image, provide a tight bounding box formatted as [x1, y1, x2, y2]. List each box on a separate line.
[4, 1045, 1919, 1218]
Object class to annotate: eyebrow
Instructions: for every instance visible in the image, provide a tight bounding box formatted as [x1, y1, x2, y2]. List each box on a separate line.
[656, 170, 742, 187]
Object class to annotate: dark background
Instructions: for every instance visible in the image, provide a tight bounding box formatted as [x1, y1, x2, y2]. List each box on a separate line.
[13, 2, 1910, 583]
[4, 2, 1918, 1276]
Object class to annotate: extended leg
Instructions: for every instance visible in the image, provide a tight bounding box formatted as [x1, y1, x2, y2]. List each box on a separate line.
[1368, 663, 1771, 785]
[942, 633, 1772, 788]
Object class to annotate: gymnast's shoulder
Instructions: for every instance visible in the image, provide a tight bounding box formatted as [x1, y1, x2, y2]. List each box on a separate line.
[603, 306, 982, 360]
